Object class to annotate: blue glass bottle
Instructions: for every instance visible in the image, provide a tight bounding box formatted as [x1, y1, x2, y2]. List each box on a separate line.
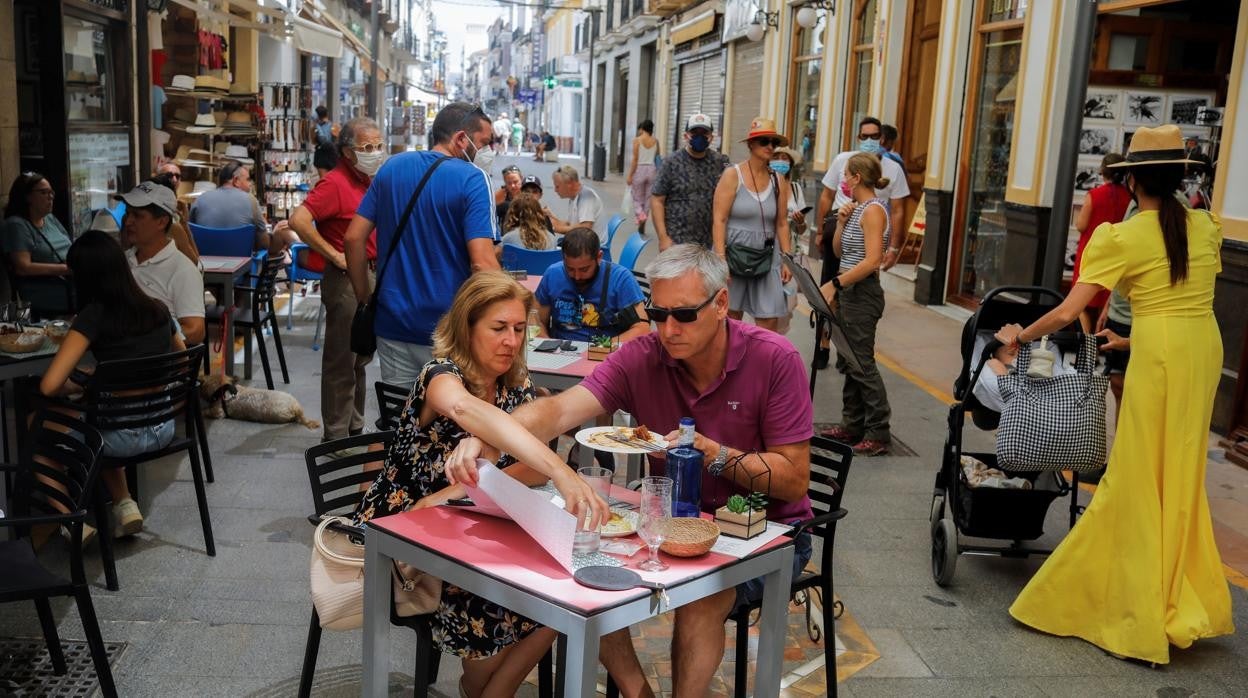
[667, 417, 703, 518]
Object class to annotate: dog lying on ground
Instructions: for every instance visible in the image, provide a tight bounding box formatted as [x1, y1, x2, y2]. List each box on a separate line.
[200, 373, 320, 430]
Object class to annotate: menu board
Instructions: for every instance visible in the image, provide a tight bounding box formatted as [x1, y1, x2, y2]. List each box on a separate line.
[67, 131, 130, 235]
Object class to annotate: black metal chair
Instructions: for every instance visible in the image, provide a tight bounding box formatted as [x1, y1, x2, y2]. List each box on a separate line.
[728, 435, 853, 697]
[0, 410, 117, 698]
[72, 345, 215, 591]
[374, 380, 411, 431]
[299, 431, 445, 698]
[205, 255, 289, 389]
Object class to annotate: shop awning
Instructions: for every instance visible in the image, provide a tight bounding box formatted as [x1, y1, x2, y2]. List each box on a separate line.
[291, 15, 343, 59]
[302, 0, 387, 80]
[671, 10, 717, 45]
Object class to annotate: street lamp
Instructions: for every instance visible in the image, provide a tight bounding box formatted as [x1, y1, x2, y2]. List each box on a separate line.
[795, 0, 836, 29]
[746, 7, 779, 42]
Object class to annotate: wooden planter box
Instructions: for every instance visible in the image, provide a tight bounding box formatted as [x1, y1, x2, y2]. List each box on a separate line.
[713, 507, 767, 539]
[587, 345, 615, 361]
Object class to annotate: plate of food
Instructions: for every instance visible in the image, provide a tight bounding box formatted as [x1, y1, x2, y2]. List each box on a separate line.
[0, 328, 47, 354]
[575, 425, 666, 454]
[600, 509, 639, 537]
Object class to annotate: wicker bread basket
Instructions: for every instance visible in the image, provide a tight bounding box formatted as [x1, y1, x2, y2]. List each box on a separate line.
[0, 330, 45, 354]
[660, 518, 720, 557]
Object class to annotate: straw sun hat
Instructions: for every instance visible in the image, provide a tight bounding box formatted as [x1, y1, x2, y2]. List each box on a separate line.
[1108, 124, 1200, 168]
[741, 117, 790, 147]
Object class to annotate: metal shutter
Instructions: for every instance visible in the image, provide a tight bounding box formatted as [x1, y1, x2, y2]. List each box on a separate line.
[698, 53, 726, 151]
[676, 58, 705, 151]
[727, 41, 764, 162]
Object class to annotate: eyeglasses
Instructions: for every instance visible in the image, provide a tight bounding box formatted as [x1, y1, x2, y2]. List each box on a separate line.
[858, 132, 882, 140]
[751, 137, 782, 148]
[354, 143, 385, 153]
[645, 290, 718, 323]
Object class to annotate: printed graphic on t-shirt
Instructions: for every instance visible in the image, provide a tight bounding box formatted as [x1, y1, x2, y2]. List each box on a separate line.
[554, 297, 602, 332]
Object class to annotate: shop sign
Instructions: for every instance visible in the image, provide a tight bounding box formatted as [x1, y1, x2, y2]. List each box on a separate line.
[84, 0, 128, 12]
[530, 32, 544, 76]
[561, 78, 582, 88]
[517, 88, 540, 105]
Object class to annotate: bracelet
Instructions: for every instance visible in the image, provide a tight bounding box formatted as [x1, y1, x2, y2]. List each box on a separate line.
[888, 247, 900, 253]
[831, 276, 844, 291]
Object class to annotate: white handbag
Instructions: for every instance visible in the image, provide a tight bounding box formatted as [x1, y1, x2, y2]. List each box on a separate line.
[309, 516, 441, 630]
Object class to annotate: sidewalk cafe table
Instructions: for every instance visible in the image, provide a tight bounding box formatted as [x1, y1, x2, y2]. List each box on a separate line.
[361, 487, 796, 697]
[200, 255, 251, 377]
[0, 342, 59, 502]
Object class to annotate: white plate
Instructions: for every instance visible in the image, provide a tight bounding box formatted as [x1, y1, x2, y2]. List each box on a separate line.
[600, 509, 639, 538]
[574, 426, 667, 454]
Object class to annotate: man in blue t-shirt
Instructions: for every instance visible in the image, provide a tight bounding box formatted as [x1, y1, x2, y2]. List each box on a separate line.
[344, 102, 500, 386]
[534, 227, 649, 343]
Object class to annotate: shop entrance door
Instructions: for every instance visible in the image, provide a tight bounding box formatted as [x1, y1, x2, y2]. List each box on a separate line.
[896, 0, 942, 241]
[614, 56, 630, 173]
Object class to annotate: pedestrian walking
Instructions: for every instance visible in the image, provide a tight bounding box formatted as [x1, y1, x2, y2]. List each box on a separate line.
[343, 102, 501, 387]
[818, 152, 893, 456]
[771, 146, 808, 335]
[625, 119, 659, 236]
[712, 118, 792, 333]
[510, 118, 526, 157]
[651, 114, 729, 251]
[287, 117, 384, 442]
[1073, 153, 1131, 329]
[1001, 124, 1232, 665]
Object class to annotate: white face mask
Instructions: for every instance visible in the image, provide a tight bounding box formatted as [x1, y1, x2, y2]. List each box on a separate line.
[469, 140, 496, 172]
[353, 149, 386, 177]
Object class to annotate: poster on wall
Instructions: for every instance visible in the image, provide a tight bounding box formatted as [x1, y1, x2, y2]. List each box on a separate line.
[1122, 128, 1136, 153]
[1073, 157, 1104, 204]
[1123, 91, 1165, 126]
[1078, 127, 1118, 156]
[68, 131, 130, 235]
[1082, 90, 1120, 122]
[1167, 94, 1213, 125]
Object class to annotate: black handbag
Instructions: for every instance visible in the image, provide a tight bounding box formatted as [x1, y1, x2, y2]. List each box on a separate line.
[350, 156, 450, 356]
[725, 168, 777, 279]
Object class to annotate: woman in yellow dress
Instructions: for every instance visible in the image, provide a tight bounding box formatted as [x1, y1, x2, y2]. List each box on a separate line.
[994, 124, 1233, 664]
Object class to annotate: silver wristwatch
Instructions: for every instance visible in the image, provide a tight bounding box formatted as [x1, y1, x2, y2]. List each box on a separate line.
[708, 444, 729, 476]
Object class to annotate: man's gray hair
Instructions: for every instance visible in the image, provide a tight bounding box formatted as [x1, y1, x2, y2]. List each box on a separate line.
[338, 117, 380, 152]
[552, 165, 580, 184]
[644, 244, 728, 296]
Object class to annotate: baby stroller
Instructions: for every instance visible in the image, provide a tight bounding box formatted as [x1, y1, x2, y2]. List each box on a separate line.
[929, 286, 1103, 586]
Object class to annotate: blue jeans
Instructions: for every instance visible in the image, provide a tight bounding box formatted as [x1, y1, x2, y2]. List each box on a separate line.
[734, 524, 813, 611]
[100, 419, 175, 458]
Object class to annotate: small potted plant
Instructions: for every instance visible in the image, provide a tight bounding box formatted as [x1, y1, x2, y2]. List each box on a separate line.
[586, 334, 617, 361]
[714, 493, 768, 539]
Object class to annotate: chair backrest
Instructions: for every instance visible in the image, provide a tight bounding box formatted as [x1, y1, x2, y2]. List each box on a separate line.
[110, 201, 127, 230]
[617, 231, 650, 271]
[84, 345, 206, 432]
[631, 269, 651, 303]
[807, 435, 853, 569]
[250, 255, 287, 308]
[375, 381, 411, 431]
[304, 431, 395, 517]
[8, 410, 103, 527]
[288, 242, 322, 283]
[501, 244, 563, 275]
[604, 214, 624, 262]
[189, 222, 255, 258]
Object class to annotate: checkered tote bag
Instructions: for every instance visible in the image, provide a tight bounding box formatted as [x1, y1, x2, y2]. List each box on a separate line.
[995, 335, 1108, 473]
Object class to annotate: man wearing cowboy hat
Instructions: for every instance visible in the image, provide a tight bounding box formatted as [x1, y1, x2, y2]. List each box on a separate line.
[651, 113, 730, 251]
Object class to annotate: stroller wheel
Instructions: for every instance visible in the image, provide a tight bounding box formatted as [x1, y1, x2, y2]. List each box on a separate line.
[931, 517, 958, 587]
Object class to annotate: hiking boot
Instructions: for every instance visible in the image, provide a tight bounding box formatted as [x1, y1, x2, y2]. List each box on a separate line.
[113, 498, 144, 538]
[851, 439, 891, 457]
[819, 425, 861, 443]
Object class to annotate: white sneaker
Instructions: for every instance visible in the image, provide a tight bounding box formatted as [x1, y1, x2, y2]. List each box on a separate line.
[113, 498, 144, 538]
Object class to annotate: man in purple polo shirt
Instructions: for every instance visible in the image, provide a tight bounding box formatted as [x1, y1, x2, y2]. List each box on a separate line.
[446, 244, 813, 698]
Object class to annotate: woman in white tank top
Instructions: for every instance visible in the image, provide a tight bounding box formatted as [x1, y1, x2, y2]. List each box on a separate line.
[626, 119, 660, 235]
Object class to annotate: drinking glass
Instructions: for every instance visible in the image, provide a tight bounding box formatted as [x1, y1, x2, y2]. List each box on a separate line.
[636, 476, 672, 572]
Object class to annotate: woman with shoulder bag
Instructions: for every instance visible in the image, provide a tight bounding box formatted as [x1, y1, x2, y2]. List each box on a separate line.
[819, 153, 893, 456]
[711, 118, 792, 332]
[352, 271, 609, 698]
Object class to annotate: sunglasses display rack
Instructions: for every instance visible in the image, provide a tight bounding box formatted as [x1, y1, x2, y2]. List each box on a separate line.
[260, 82, 311, 221]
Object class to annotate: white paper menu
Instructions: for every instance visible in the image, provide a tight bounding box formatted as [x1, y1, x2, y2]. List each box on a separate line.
[462, 460, 579, 573]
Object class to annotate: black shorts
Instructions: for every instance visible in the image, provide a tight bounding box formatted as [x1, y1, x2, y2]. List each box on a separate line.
[1104, 318, 1132, 374]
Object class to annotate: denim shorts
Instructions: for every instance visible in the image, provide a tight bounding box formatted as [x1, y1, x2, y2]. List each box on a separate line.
[734, 523, 813, 611]
[377, 337, 434, 388]
[101, 419, 176, 458]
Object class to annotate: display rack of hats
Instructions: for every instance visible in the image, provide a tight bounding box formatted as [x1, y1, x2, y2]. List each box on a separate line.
[164, 73, 261, 203]
[260, 82, 311, 221]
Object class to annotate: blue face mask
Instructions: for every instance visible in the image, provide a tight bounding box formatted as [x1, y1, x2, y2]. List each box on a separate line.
[689, 133, 711, 153]
[768, 160, 791, 176]
[858, 139, 883, 155]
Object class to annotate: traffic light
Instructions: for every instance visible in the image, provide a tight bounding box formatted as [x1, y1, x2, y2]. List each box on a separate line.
[543, 76, 557, 89]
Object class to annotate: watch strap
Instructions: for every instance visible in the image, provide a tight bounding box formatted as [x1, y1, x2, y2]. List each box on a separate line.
[708, 444, 729, 476]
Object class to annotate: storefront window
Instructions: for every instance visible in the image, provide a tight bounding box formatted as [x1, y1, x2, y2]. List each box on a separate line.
[64, 15, 118, 122]
[789, 12, 826, 172]
[844, 0, 878, 148]
[985, 0, 1026, 23]
[958, 27, 1023, 297]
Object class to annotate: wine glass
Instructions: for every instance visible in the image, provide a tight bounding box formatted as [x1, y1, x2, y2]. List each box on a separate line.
[636, 476, 672, 572]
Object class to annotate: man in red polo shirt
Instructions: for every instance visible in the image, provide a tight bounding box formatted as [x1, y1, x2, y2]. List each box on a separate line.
[288, 117, 383, 442]
[446, 244, 814, 697]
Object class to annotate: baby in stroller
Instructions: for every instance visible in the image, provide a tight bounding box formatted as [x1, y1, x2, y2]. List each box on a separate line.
[970, 334, 1079, 414]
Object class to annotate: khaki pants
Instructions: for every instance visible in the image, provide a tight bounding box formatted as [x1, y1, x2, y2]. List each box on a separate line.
[320, 265, 374, 440]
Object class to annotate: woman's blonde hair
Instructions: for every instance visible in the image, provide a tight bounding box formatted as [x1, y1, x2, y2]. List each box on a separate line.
[502, 196, 550, 250]
[431, 271, 533, 393]
[846, 152, 891, 190]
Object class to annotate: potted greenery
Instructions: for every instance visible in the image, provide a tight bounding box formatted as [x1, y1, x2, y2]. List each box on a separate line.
[714, 493, 768, 539]
[587, 334, 617, 361]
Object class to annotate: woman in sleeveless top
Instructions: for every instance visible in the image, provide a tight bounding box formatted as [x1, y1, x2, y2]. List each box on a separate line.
[711, 118, 792, 331]
[819, 153, 893, 456]
[1072, 153, 1131, 328]
[626, 120, 660, 235]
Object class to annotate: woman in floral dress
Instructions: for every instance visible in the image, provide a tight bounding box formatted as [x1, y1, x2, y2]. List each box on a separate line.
[353, 271, 608, 698]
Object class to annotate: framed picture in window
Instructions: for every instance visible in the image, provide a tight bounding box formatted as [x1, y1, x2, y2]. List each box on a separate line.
[1082, 90, 1120, 124]
[1167, 93, 1213, 126]
[1123, 91, 1165, 127]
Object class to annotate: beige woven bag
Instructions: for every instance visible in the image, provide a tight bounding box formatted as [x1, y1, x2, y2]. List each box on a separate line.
[309, 516, 441, 630]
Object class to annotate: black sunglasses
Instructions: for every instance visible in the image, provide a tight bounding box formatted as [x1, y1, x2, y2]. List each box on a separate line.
[751, 137, 783, 148]
[858, 132, 882, 140]
[502, 165, 521, 174]
[646, 290, 718, 323]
